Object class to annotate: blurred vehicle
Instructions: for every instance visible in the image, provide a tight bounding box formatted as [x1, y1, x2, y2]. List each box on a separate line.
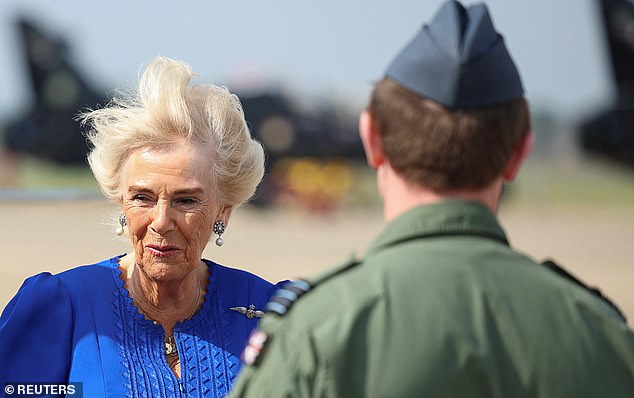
[578, 0, 634, 169]
[238, 92, 364, 209]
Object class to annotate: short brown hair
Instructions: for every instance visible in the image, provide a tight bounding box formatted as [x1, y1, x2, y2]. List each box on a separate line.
[368, 78, 530, 192]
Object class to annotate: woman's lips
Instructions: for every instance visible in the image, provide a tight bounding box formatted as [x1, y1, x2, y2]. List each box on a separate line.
[146, 245, 180, 257]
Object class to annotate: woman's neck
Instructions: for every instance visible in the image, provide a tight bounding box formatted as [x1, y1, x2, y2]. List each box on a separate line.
[120, 256, 207, 331]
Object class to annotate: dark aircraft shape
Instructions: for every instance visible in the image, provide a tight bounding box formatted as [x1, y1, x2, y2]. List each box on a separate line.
[579, 0, 634, 169]
[3, 17, 106, 165]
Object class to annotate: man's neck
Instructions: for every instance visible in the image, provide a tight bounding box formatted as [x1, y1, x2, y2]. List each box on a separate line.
[378, 164, 503, 222]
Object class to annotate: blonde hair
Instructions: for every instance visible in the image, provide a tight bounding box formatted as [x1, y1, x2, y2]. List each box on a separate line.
[81, 57, 264, 207]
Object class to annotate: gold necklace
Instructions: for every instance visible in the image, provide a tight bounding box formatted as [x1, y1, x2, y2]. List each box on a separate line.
[163, 285, 202, 357]
[127, 267, 203, 356]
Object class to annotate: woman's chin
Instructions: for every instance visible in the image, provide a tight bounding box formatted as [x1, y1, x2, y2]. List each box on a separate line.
[138, 257, 192, 281]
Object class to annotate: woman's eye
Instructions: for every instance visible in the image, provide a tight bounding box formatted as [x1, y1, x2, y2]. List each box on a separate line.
[130, 194, 154, 205]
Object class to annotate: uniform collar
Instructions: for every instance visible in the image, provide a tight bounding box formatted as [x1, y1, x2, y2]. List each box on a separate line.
[367, 199, 509, 255]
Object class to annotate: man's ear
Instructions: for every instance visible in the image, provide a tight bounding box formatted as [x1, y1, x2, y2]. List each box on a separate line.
[502, 131, 534, 182]
[359, 110, 386, 169]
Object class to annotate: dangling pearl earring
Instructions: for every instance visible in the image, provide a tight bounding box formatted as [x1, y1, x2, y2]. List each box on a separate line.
[213, 220, 226, 247]
[115, 213, 127, 236]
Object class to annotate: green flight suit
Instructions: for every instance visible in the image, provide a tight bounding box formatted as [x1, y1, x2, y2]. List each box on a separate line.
[230, 200, 634, 397]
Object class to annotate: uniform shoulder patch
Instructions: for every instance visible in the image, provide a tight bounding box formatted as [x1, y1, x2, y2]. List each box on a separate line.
[265, 279, 312, 316]
[242, 280, 313, 366]
[242, 328, 269, 366]
[241, 257, 362, 366]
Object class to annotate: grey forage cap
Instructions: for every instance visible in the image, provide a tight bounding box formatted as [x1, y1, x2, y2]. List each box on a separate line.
[385, 0, 524, 108]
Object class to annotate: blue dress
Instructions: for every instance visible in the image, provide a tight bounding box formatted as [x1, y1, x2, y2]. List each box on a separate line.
[0, 255, 281, 397]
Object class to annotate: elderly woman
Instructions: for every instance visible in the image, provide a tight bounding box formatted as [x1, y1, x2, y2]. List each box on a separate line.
[0, 57, 280, 397]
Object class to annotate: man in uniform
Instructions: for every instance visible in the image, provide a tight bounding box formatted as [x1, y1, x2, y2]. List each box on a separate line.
[230, 1, 634, 396]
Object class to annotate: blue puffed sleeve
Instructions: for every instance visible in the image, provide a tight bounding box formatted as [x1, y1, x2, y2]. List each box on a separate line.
[0, 272, 73, 384]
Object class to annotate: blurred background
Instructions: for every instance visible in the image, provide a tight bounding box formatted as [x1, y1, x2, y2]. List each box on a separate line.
[0, 0, 632, 323]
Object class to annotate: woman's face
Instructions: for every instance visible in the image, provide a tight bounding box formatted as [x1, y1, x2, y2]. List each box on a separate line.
[120, 143, 229, 282]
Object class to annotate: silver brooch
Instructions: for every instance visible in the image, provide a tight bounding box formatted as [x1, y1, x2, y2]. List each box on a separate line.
[230, 304, 264, 319]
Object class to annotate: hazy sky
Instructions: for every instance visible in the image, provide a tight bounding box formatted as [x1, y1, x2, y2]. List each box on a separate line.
[0, 0, 614, 122]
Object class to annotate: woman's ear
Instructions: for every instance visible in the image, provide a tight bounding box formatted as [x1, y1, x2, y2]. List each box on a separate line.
[502, 131, 535, 182]
[359, 110, 386, 169]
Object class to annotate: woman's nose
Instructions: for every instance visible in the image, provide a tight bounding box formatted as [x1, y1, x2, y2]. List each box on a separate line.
[150, 200, 174, 233]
